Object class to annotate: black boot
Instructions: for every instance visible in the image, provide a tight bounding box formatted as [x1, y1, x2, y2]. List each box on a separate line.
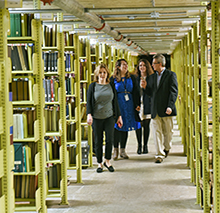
[137, 145, 142, 155]
[143, 145, 148, 154]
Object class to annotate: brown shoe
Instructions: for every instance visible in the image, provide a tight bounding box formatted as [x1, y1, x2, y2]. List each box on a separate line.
[120, 148, 129, 159]
[155, 157, 163, 163]
[163, 149, 169, 158]
[113, 148, 119, 160]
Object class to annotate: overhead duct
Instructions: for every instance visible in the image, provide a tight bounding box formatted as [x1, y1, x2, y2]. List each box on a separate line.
[50, 0, 146, 54]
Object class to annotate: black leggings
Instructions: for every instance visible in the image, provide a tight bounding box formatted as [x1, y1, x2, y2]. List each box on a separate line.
[136, 119, 151, 146]
[114, 129, 128, 149]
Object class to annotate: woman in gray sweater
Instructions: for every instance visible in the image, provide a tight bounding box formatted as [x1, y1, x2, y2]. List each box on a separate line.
[87, 63, 122, 173]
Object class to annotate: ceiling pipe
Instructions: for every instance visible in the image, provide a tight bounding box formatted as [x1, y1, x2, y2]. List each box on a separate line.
[51, 0, 147, 54]
[103, 17, 200, 24]
[85, 6, 206, 13]
[115, 25, 192, 31]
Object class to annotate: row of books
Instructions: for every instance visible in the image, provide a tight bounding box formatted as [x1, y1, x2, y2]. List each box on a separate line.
[66, 123, 76, 141]
[65, 75, 75, 95]
[14, 175, 38, 199]
[9, 13, 34, 37]
[13, 143, 35, 172]
[43, 51, 58, 72]
[66, 98, 75, 120]
[13, 109, 36, 137]
[45, 105, 60, 132]
[8, 45, 33, 71]
[43, 78, 59, 103]
[45, 137, 61, 161]
[80, 83, 87, 103]
[43, 25, 57, 47]
[11, 78, 30, 101]
[13, 114, 27, 139]
[64, 52, 75, 72]
[67, 144, 76, 165]
[47, 164, 61, 188]
[80, 61, 88, 80]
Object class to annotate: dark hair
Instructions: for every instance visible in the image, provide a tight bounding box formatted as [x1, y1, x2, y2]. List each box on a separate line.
[94, 63, 110, 83]
[113, 59, 130, 82]
[135, 59, 154, 77]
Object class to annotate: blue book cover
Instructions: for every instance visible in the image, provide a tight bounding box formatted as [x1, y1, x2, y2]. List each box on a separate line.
[13, 143, 24, 172]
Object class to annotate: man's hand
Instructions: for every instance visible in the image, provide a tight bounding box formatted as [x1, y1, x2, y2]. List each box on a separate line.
[166, 107, 172, 115]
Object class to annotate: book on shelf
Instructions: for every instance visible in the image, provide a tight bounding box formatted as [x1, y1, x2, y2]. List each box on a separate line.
[14, 175, 38, 199]
[13, 143, 23, 172]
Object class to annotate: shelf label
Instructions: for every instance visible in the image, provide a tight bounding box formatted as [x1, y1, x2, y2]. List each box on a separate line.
[41, 13, 54, 20]
[63, 25, 73, 31]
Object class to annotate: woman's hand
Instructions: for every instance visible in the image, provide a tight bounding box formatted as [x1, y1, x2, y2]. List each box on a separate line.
[117, 116, 123, 128]
[140, 79, 147, 89]
[87, 114, 93, 125]
[136, 106, 140, 111]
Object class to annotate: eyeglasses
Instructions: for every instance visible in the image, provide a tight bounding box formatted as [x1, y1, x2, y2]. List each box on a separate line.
[152, 62, 160, 65]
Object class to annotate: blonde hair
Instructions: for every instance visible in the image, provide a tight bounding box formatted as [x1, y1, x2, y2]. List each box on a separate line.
[93, 63, 110, 82]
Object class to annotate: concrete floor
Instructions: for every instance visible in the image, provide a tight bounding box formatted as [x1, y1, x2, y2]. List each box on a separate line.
[46, 121, 204, 213]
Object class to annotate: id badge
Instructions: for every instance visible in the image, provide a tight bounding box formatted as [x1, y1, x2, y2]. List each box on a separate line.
[124, 94, 129, 101]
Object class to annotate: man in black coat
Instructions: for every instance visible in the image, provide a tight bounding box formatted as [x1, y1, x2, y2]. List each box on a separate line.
[141, 54, 178, 163]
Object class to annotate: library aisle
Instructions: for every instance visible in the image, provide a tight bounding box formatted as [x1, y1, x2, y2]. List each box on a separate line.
[45, 118, 203, 213]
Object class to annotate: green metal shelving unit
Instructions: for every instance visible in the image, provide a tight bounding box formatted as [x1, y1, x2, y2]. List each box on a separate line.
[0, 8, 14, 213]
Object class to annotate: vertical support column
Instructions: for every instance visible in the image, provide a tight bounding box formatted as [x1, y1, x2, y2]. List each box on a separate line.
[86, 38, 93, 167]
[0, 8, 14, 213]
[184, 36, 190, 167]
[211, 1, 220, 212]
[108, 45, 112, 72]
[33, 19, 47, 213]
[112, 47, 116, 72]
[57, 13, 68, 205]
[102, 43, 106, 64]
[95, 43, 99, 66]
[74, 33, 82, 183]
[200, 11, 210, 212]
[188, 31, 195, 184]
[193, 22, 201, 203]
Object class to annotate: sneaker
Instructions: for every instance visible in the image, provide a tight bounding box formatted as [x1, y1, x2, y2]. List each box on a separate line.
[155, 157, 163, 163]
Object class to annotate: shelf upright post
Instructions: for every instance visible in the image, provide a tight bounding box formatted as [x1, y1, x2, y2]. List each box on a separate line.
[0, 8, 14, 213]
[187, 31, 195, 184]
[56, 12, 68, 205]
[33, 18, 47, 213]
[184, 36, 190, 167]
[180, 40, 187, 154]
[86, 38, 93, 167]
[102, 43, 106, 64]
[200, 10, 210, 212]
[112, 47, 116, 72]
[193, 22, 201, 203]
[108, 45, 112, 72]
[74, 33, 82, 183]
[211, 1, 220, 212]
[95, 42, 99, 66]
[33, 1, 47, 212]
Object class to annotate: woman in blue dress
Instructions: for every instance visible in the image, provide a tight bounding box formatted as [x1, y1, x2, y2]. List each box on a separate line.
[110, 59, 141, 160]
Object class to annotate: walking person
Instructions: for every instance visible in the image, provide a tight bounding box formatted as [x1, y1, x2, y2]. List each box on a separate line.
[141, 54, 178, 163]
[111, 59, 141, 160]
[87, 63, 123, 173]
[134, 59, 154, 154]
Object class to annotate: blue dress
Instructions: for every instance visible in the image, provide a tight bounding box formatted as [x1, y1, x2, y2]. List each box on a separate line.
[114, 77, 141, 131]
